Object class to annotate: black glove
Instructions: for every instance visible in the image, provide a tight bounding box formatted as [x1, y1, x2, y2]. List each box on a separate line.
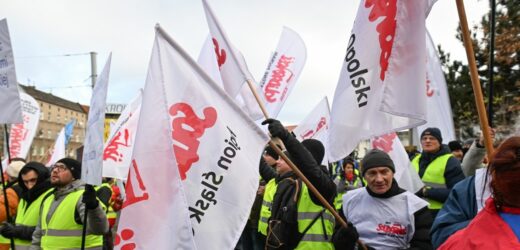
[82, 184, 99, 210]
[261, 118, 290, 140]
[0, 222, 21, 238]
[332, 222, 359, 250]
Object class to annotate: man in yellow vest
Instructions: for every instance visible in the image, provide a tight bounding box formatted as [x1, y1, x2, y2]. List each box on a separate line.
[260, 119, 336, 250]
[412, 127, 465, 218]
[0, 162, 52, 250]
[30, 158, 108, 250]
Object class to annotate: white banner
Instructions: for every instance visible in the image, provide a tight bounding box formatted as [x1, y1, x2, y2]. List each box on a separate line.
[202, 0, 255, 98]
[9, 92, 40, 159]
[82, 54, 112, 185]
[46, 127, 66, 166]
[0, 19, 22, 124]
[371, 133, 423, 193]
[197, 35, 263, 120]
[102, 90, 142, 180]
[329, 0, 434, 161]
[259, 27, 307, 118]
[115, 26, 269, 249]
[293, 97, 330, 165]
[417, 30, 456, 142]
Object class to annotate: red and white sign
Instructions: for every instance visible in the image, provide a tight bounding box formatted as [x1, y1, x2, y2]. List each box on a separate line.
[371, 133, 423, 193]
[102, 90, 142, 180]
[115, 26, 269, 250]
[329, 0, 434, 161]
[0, 19, 22, 124]
[202, 0, 255, 98]
[259, 27, 306, 118]
[293, 97, 331, 165]
[417, 30, 455, 142]
[9, 92, 40, 159]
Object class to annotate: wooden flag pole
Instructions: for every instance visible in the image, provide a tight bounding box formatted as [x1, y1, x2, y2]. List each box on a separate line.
[456, 0, 494, 158]
[245, 79, 366, 249]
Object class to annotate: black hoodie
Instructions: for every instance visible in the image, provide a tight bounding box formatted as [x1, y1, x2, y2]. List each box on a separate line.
[18, 162, 52, 207]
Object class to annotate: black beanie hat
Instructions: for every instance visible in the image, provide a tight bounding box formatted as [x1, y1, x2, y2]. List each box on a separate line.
[56, 158, 81, 179]
[342, 156, 355, 168]
[361, 149, 395, 176]
[421, 127, 443, 144]
[448, 140, 463, 151]
[302, 139, 325, 165]
[264, 145, 279, 160]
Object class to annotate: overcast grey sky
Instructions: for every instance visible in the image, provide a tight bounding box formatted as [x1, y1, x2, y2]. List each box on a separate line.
[1, 0, 488, 124]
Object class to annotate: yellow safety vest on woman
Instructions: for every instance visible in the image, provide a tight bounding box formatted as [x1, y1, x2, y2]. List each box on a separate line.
[295, 184, 335, 250]
[40, 189, 103, 249]
[412, 154, 451, 209]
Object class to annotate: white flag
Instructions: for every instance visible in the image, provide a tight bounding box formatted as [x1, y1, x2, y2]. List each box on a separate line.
[202, 0, 255, 98]
[197, 35, 263, 120]
[417, 30, 456, 142]
[46, 127, 66, 166]
[82, 54, 111, 185]
[371, 133, 423, 193]
[0, 19, 22, 124]
[293, 97, 331, 165]
[115, 26, 269, 249]
[259, 27, 307, 118]
[102, 90, 142, 180]
[9, 92, 40, 159]
[329, 1, 434, 161]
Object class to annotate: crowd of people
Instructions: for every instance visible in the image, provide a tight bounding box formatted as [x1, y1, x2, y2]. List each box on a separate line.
[235, 119, 519, 250]
[0, 119, 518, 249]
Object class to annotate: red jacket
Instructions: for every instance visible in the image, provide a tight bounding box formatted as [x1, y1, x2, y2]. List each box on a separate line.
[439, 198, 520, 250]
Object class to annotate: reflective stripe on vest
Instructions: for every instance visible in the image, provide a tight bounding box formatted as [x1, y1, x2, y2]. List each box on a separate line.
[412, 154, 451, 209]
[258, 179, 277, 236]
[40, 189, 103, 249]
[295, 184, 334, 250]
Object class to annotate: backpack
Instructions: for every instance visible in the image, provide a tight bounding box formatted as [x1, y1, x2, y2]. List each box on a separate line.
[266, 177, 325, 250]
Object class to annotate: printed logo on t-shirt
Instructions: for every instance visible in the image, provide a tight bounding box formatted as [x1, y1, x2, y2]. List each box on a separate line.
[376, 221, 407, 239]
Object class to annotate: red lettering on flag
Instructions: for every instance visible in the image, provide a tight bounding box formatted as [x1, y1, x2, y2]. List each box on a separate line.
[264, 55, 295, 103]
[103, 129, 131, 162]
[365, 0, 397, 81]
[122, 159, 149, 209]
[426, 76, 434, 97]
[212, 38, 227, 69]
[372, 133, 397, 153]
[169, 103, 217, 180]
[114, 228, 136, 250]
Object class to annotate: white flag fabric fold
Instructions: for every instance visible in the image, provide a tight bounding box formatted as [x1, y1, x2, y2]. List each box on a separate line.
[202, 0, 255, 98]
[46, 127, 66, 167]
[371, 133, 423, 193]
[82, 54, 112, 185]
[102, 90, 142, 180]
[329, 0, 434, 161]
[417, 30, 456, 142]
[293, 97, 331, 165]
[0, 19, 22, 124]
[9, 92, 40, 159]
[259, 27, 307, 118]
[197, 35, 263, 120]
[115, 26, 269, 249]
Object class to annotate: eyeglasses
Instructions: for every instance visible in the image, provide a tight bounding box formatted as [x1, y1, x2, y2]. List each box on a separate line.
[51, 163, 69, 173]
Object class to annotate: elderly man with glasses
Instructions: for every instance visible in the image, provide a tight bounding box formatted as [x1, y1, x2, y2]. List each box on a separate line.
[30, 158, 108, 250]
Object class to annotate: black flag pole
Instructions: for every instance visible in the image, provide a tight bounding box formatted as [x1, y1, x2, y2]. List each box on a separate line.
[1, 125, 15, 250]
[487, 0, 496, 127]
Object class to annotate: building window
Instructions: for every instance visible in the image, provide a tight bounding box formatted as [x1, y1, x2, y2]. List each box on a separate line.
[57, 114, 61, 123]
[32, 147, 37, 156]
[40, 146, 45, 156]
[40, 112, 44, 120]
[48, 112, 51, 121]
[48, 130, 52, 139]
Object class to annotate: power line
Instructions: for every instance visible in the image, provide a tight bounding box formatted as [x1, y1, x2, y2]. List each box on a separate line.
[15, 52, 90, 59]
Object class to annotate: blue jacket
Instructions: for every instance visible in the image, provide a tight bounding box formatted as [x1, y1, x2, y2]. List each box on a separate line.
[430, 175, 478, 248]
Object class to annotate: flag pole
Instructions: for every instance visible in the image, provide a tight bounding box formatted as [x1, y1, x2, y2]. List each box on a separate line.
[456, 0, 494, 158]
[1, 125, 16, 250]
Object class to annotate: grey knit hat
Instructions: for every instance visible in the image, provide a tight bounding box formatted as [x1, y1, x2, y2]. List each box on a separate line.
[361, 149, 395, 176]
